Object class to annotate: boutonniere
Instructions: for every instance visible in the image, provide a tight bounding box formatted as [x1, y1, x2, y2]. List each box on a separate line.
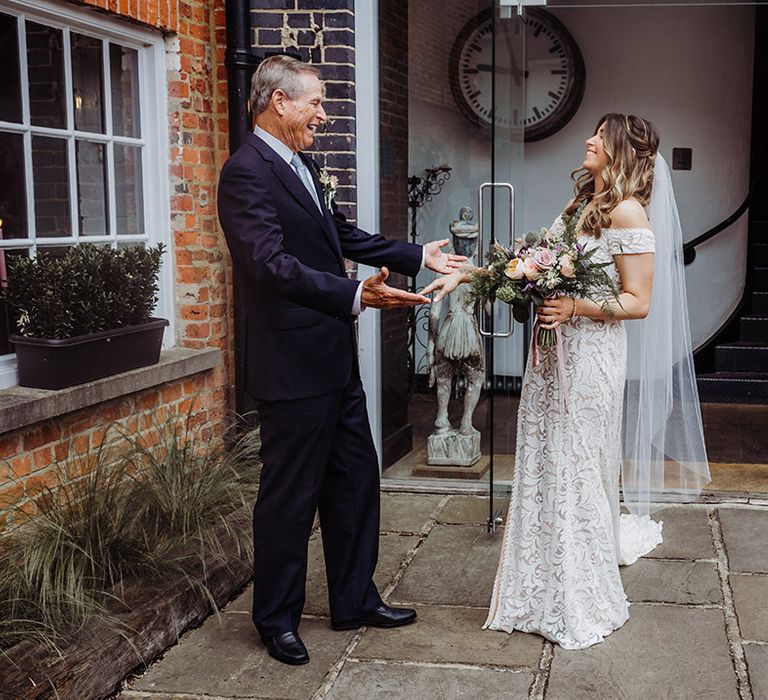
[318, 168, 339, 210]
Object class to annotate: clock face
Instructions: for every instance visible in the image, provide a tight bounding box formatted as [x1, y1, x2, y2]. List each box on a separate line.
[449, 8, 586, 142]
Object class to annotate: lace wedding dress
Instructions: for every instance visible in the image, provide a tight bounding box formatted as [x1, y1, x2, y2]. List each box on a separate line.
[483, 216, 658, 650]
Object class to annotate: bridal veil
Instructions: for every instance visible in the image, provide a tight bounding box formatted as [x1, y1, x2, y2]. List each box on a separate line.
[620, 155, 711, 564]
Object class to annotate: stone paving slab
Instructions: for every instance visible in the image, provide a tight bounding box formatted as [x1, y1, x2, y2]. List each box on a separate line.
[224, 533, 418, 618]
[642, 507, 715, 561]
[390, 525, 501, 608]
[223, 583, 254, 614]
[122, 693, 217, 699]
[744, 644, 768, 700]
[324, 659, 534, 699]
[437, 495, 509, 524]
[730, 573, 768, 641]
[129, 614, 355, 699]
[379, 493, 444, 534]
[620, 559, 721, 605]
[547, 605, 737, 700]
[122, 501, 768, 700]
[351, 604, 542, 668]
[304, 532, 419, 616]
[719, 508, 768, 573]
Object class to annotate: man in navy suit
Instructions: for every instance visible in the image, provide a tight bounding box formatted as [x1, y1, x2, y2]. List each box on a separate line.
[217, 55, 465, 665]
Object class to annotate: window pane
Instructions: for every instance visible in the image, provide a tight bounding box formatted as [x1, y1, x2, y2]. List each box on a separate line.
[72, 33, 104, 134]
[36, 245, 75, 260]
[110, 44, 140, 138]
[32, 136, 71, 238]
[114, 144, 143, 235]
[1, 249, 30, 354]
[0, 132, 28, 239]
[76, 140, 108, 236]
[26, 22, 66, 129]
[0, 13, 22, 123]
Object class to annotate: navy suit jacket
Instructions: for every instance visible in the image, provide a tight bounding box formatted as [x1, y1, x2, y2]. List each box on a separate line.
[217, 132, 423, 401]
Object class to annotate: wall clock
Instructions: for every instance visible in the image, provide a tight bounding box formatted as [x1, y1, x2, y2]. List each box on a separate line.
[449, 8, 586, 142]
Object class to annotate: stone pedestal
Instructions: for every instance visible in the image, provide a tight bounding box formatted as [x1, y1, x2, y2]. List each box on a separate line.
[411, 455, 490, 480]
[426, 428, 481, 467]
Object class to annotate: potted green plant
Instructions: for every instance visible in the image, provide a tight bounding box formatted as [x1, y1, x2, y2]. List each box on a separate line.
[3, 243, 169, 390]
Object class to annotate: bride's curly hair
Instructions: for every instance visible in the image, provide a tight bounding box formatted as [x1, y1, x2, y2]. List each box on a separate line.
[565, 113, 659, 238]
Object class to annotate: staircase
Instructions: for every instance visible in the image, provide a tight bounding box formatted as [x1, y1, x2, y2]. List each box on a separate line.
[697, 215, 768, 404]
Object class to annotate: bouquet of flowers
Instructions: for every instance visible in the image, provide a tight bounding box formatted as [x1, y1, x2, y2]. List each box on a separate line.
[469, 203, 621, 348]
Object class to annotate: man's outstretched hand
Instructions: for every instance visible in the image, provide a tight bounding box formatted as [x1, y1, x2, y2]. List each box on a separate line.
[361, 267, 430, 309]
[424, 239, 468, 274]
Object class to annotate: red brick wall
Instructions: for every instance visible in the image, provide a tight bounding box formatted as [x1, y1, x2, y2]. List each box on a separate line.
[0, 0, 234, 526]
[0, 368, 227, 528]
[72, 0, 179, 33]
[167, 0, 232, 356]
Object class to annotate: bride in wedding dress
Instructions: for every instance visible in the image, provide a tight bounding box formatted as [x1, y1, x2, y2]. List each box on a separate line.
[423, 113, 710, 650]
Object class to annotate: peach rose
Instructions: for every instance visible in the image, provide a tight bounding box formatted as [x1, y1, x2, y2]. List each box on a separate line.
[559, 254, 575, 278]
[522, 259, 541, 280]
[504, 258, 525, 280]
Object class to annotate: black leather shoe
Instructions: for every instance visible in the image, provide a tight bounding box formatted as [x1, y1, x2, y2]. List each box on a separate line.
[332, 604, 417, 631]
[260, 631, 309, 665]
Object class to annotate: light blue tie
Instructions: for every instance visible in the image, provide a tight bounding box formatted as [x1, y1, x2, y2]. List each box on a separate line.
[290, 153, 322, 211]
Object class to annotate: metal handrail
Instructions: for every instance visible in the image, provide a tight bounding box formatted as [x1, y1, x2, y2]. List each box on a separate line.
[683, 182, 755, 265]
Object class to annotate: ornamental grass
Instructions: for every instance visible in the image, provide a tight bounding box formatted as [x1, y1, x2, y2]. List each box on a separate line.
[0, 413, 260, 655]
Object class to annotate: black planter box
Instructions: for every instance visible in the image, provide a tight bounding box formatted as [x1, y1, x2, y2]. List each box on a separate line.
[10, 318, 169, 390]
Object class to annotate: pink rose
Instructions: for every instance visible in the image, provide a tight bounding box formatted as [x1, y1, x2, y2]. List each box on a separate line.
[504, 258, 525, 280]
[559, 254, 575, 278]
[533, 248, 556, 269]
[522, 259, 541, 280]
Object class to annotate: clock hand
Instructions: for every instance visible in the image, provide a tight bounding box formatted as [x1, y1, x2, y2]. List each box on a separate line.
[476, 64, 529, 78]
[504, 30, 525, 88]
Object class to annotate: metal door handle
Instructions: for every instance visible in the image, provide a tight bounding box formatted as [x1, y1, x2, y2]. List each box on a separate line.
[477, 182, 514, 338]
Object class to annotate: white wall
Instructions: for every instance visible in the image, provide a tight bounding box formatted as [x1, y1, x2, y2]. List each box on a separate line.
[409, 3, 755, 357]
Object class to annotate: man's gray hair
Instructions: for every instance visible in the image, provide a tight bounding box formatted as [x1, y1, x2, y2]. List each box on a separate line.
[250, 55, 320, 116]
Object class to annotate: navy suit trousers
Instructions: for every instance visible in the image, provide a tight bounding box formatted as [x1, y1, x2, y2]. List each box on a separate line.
[252, 367, 383, 636]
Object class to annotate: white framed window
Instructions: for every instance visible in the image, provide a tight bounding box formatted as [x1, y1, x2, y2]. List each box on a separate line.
[0, 0, 174, 389]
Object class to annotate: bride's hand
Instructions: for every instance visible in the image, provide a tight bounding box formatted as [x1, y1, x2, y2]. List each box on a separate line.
[537, 296, 576, 329]
[421, 270, 465, 302]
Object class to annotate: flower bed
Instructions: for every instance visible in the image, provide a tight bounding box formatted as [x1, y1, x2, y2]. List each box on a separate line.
[0, 516, 252, 699]
[0, 415, 260, 699]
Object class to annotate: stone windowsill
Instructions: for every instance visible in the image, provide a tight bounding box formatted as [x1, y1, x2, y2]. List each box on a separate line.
[0, 347, 221, 435]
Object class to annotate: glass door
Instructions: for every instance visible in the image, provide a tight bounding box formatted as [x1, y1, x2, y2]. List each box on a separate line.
[378, 0, 526, 532]
[483, 0, 763, 524]
[483, 5, 527, 532]
[379, 0, 761, 528]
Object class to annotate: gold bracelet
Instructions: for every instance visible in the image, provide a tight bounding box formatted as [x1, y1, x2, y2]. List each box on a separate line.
[569, 297, 577, 321]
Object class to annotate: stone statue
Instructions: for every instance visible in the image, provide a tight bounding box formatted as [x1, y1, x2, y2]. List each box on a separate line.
[426, 207, 484, 467]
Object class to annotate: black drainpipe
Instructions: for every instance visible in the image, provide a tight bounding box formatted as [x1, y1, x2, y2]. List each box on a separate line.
[225, 0, 255, 154]
[224, 0, 257, 419]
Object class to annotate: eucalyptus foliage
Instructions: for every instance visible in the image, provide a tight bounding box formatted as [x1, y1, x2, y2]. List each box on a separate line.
[3, 243, 165, 339]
